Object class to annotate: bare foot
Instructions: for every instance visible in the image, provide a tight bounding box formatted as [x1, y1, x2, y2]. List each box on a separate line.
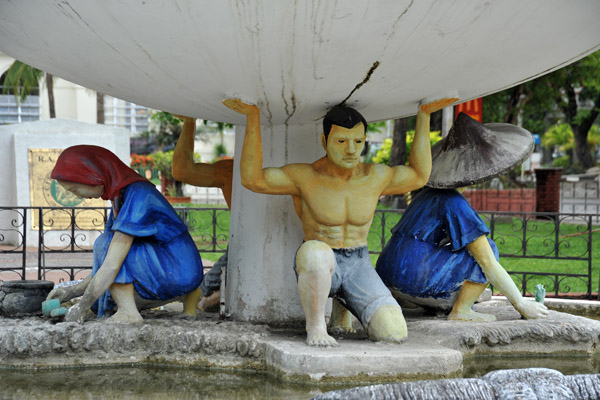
[329, 300, 356, 335]
[307, 326, 338, 347]
[107, 309, 143, 324]
[64, 303, 87, 324]
[197, 291, 220, 311]
[448, 309, 496, 322]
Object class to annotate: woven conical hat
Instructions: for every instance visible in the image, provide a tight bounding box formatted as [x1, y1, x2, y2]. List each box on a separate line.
[427, 113, 534, 189]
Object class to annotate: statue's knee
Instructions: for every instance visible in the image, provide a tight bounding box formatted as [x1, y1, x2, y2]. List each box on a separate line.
[367, 304, 407, 342]
[296, 240, 335, 275]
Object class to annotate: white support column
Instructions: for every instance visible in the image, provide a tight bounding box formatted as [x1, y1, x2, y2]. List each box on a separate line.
[226, 122, 324, 323]
[441, 106, 454, 138]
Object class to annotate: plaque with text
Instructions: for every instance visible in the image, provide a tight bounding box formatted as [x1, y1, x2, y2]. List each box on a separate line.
[28, 149, 107, 230]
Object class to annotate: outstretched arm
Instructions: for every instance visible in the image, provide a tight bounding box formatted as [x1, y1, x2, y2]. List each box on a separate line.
[65, 232, 134, 323]
[47, 274, 92, 303]
[172, 116, 233, 207]
[382, 97, 458, 195]
[467, 236, 548, 319]
[223, 99, 299, 195]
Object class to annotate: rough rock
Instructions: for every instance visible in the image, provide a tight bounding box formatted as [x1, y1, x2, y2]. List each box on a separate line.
[312, 368, 600, 400]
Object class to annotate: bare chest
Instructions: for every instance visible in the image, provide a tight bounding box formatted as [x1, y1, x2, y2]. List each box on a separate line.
[299, 178, 381, 226]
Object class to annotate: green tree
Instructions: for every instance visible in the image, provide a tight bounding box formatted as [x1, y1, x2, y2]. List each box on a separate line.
[484, 50, 600, 168]
[2, 60, 56, 118]
[372, 130, 442, 165]
[542, 123, 600, 166]
[147, 111, 183, 151]
[542, 123, 574, 152]
[549, 50, 600, 168]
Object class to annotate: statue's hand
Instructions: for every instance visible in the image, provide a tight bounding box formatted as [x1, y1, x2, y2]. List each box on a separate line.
[515, 299, 549, 319]
[420, 97, 459, 115]
[223, 99, 259, 116]
[47, 286, 76, 303]
[64, 303, 87, 324]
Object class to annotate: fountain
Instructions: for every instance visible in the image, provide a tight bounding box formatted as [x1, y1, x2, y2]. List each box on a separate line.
[1, 0, 600, 392]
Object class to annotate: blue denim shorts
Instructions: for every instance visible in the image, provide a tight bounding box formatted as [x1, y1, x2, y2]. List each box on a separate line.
[295, 244, 400, 327]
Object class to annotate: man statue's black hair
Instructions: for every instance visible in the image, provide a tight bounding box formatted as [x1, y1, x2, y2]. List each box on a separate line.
[323, 105, 368, 142]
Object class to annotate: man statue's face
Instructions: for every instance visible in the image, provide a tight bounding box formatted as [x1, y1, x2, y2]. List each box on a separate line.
[323, 123, 366, 169]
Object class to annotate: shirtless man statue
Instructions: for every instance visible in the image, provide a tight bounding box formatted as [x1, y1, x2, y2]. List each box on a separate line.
[172, 115, 233, 311]
[224, 97, 456, 346]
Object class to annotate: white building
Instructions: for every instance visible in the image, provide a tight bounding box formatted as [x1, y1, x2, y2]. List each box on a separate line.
[1, 51, 151, 132]
[0, 52, 233, 206]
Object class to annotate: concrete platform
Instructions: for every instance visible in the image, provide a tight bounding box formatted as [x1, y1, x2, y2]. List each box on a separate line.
[1, 299, 600, 384]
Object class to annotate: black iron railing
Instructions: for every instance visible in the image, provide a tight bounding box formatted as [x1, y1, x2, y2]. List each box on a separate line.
[370, 209, 596, 299]
[0, 206, 228, 284]
[1, 206, 597, 299]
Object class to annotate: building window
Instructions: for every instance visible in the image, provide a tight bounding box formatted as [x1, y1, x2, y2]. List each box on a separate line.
[104, 96, 150, 133]
[0, 72, 41, 124]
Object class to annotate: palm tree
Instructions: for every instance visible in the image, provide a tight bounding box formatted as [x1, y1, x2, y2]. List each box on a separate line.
[542, 123, 574, 152]
[543, 122, 600, 165]
[2, 60, 56, 118]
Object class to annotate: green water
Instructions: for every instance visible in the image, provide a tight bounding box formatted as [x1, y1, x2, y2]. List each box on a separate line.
[1, 366, 341, 400]
[3, 355, 600, 400]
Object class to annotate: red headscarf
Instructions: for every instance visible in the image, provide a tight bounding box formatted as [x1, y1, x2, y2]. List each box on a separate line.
[51, 145, 149, 201]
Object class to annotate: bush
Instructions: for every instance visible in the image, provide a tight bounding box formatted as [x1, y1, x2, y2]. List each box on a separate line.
[552, 155, 570, 168]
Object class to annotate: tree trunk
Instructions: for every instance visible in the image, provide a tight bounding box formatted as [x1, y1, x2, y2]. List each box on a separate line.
[567, 91, 599, 169]
[504, 84, 523, 125]
[96, 92, 105, 124]
[390, 118, 408, 166]
[45, 73, 56, 118]
[572, 125, 594, 168]
[430, 110, 442, 132]
[542, 146, 553, 166]
[387, 117, 409, 208]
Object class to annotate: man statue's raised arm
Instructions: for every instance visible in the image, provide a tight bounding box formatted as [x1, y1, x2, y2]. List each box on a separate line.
[382, 97, 458, 196]
[223, 99, 298, 195]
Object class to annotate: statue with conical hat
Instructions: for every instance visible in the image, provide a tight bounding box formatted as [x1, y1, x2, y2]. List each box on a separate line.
[376, 113, 549, 321]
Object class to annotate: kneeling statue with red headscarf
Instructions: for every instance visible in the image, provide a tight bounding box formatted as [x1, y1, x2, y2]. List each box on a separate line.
[46, 145, 204, 323]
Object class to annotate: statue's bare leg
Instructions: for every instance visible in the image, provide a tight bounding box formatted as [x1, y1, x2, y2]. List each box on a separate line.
[183, 286, 203, 316]
[296, 240, 338, 347]
[448, 281, 496, 322]
[197, 290, 220, 311]
[367, 304, 407, 342]
[329, 299, 355, 334]
[108, 283, 143, 323]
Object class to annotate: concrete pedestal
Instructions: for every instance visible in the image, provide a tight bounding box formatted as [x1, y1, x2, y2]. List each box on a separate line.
[226, 123, 324, 323]
[2, 299, 600, 385]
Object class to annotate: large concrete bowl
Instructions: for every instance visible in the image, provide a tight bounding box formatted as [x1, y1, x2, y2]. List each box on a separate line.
[1, 1, 599, 125]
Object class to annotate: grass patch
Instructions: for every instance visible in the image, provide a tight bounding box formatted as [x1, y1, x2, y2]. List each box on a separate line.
[181, 206, 598, 294]
[490, 216, 599, 295]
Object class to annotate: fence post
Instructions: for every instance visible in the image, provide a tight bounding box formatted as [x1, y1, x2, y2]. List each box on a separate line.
[22, 208, 27, 280]
[37, 208, 43, 280]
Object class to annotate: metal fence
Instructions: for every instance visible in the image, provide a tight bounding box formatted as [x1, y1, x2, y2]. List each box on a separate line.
[1, 206, 597, 299]
[370, 209, 596, 299]
[0, 206, 228, 283]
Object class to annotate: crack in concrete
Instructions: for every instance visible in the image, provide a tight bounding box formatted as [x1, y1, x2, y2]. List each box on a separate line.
[387, 0, 415, 41]
[339, 60, 381, 106]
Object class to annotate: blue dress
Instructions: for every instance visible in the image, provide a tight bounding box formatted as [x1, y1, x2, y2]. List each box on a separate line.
[93, 181, 203, 315]
[376, 188, 498, 303]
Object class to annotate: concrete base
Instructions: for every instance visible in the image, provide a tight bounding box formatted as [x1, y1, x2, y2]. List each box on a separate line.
[1, 299, 600, 384]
